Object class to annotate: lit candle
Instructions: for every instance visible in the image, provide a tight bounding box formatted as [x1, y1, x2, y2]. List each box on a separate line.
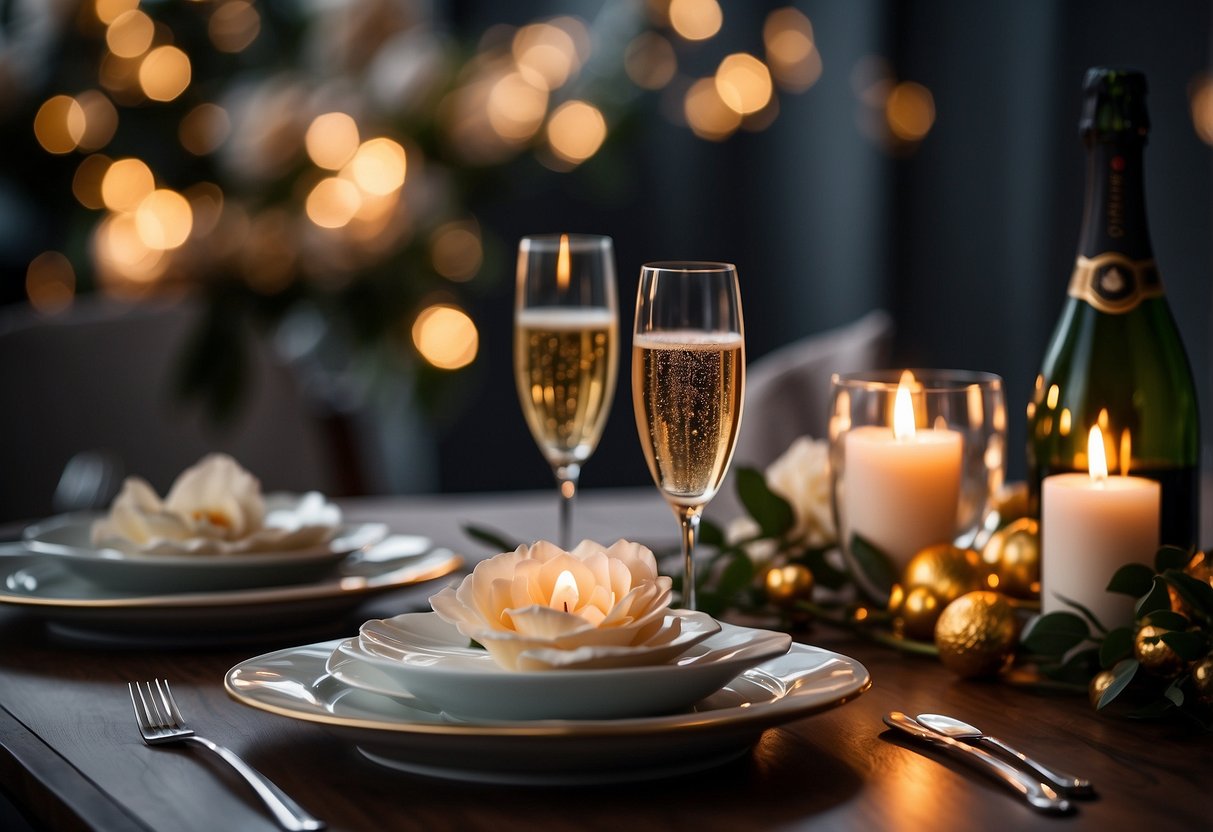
[1041, 426, 1160, 626]
[844, 371, 964, 568]
[550, 569, 580, 613]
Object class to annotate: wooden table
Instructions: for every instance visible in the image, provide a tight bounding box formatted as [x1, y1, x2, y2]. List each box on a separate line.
[0, 490, 1208, 832]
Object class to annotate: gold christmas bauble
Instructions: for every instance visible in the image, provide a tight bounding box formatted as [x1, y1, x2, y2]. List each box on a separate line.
[764, 564, 815, 607]
[1133, 625, 1184, 677]
[1169, 551, 1212, 618]
[1088, 669, 1117, 709]
[993, 481, 1030, 525]
[887, 583, 906, 615]
[934, 591, 1018, 678]
[903, 544, 986, 607]
[981, 517, 1040, 599]
[1191, 655, 1213, 704]
[897, 586, 942, 641]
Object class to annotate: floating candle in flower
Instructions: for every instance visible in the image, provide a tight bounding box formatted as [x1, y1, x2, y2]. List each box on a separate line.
[843, 371, 963, 568]
[1041, 425, 1160, 626]
[429, 539, 720, 671]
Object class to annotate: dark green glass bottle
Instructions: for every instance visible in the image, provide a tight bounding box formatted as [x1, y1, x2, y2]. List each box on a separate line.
[1027, 68, 1200, 549]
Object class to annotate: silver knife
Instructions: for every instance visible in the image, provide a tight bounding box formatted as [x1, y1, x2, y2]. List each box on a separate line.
[883, 712, 1073, 814]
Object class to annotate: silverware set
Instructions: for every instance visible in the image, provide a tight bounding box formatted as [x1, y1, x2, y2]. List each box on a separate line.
[884, 711, 1095, 814]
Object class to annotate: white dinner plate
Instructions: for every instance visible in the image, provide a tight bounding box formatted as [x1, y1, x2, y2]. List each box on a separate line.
[332, 613, 791, 720]
[0, 536, 461, 646]
[23, 514, 387, 593]
[225, 638, 871, 785]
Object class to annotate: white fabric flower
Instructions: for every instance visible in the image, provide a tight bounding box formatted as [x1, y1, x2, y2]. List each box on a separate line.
[90, 454, 341, 556]
[765, 436, 836, 549]
[429, 539, 693, 671]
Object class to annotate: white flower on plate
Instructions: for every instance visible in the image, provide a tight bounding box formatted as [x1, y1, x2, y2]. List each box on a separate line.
[90, 454, 341, 556]
[429, 539, 708, 671]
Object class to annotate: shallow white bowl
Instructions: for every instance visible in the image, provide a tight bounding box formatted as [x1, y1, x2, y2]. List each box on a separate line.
[329, 612, 792, 721]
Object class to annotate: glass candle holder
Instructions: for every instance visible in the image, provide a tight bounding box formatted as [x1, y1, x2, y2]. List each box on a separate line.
[828, 370, 1006, 595]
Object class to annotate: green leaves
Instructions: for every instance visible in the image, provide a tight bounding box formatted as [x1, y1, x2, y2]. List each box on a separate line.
[1096, 658, 1139, 710]
[1107, 563, 1155, 597]
[1161, 569, 1213, 621]
[848, 534, 898, 601]
[735, 467, 795, 538]
[462, 525, 521, 553]
[1099, 626, 1134, 669]
[1155, 546, 1191, 573]
[1135, 576, 1172, 618]
[1020, 611, 1091, 656]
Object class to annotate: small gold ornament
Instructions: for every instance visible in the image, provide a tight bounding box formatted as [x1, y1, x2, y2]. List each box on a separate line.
[887, 583, 905, 615]
[934, 591, 1018, 678]
[1191, 655, 1213, 704]
[897, 586, 942, 641]
[764, 564, 814, 607]
[1133, 624, 1184, 676]
[980, 517, 1041, 599]
[1169, 551, 1212, 618]
[1088, 669, 1117, 708]
[993, 481, 1030, 524]
[903, 544, 986, 607]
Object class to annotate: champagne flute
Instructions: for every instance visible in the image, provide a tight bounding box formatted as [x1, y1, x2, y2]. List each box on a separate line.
[631, 262, 745, 610]
[514, 234, 618, 548]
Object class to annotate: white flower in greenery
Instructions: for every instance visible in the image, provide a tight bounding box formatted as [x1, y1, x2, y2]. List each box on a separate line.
[725, 515, 780, 568]
[765, 436, 836, 549]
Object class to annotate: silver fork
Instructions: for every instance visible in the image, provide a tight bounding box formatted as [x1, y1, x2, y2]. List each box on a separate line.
[128, 680, 325, 831]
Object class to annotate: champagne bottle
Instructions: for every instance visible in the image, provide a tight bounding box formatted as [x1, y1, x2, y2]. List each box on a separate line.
[1028, 67, 1200, 549]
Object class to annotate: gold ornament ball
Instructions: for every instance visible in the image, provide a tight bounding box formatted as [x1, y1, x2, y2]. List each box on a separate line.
[887, 583, 906, 614]
[981, 517, 1041, 599]
[1191, 655, 1213, 704]
[1088, 669, 1117, 709]
[934, 591, 1018, 678]
[1133, 625, 1185, 677]
[1169, 551, 1212, 618]
[903, 544, 986, 606]
[898, 586, 942, 641]
[993, 481, 1030, 524]
[764, 564, 815, 608]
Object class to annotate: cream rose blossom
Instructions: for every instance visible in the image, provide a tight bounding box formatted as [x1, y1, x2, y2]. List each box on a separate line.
[90, 454, 341, 555]
[430, 539, 700, 671]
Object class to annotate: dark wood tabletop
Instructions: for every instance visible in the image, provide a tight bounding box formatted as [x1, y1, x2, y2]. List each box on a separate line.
[0, 490, 1209, 832]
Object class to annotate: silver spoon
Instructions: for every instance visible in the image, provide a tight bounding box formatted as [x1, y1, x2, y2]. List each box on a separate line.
[916, 713, 1094, 797]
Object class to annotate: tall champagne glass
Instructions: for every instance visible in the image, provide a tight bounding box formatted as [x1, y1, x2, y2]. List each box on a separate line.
[514, 234, 618, 548]
[631, 262, 744, 610]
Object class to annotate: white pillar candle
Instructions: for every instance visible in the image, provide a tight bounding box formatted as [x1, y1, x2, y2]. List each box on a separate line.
[1041, 426, 1159, 627]
[843, 374, 963, 569]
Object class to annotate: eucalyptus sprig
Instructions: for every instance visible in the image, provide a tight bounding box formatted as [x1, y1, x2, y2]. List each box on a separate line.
[1019, 545, 1213, 728]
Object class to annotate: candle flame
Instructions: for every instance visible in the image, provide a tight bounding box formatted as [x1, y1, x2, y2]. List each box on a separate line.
[892, 370, 916, 440]
[556, 233, 570, 291]
[1087, 425, 1108, 482]
[552, 568, 579, 611]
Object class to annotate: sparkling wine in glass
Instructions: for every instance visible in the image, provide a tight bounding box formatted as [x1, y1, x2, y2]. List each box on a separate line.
[632, 262, 744, 610]
[514, 234, 618, 548]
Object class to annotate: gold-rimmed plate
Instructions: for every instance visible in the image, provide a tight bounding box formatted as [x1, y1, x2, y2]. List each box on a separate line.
[225, 638, 871, 784]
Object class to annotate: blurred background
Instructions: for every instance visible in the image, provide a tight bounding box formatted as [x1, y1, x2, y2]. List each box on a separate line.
[0, 0, 1209, 524]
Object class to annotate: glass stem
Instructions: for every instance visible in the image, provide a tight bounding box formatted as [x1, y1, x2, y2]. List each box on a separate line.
[555, 463, 581, 549]
[677, 506, 702, 611]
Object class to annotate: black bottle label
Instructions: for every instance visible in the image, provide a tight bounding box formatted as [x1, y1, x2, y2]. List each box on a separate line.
[1067, 252, 1162, 313]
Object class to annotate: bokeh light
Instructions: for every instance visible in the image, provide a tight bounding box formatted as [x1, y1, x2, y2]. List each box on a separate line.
[94, 0, 139, 25]
[306, 177, 362, 228]
[1189, 74, 1213, 145]
[684, 77, 740, 140]
[135, 189, 194, 250]
[546, 100, 606, 164]
[412, 304, 479, 369]
[34, 96, 86, 155]
[306, 112, 361, 170]
[714, 53, 772, 115]
[73, 154, 112, 210]
[487, 71, 549, 142]
[886, 81, 935, 142]
[184, 182, 224, 238]
[179, 103, 231, 155]
[346, 137, 407, 195]
[106, 9, 154, 59]
[763, 7, 821, 92]
[430, 221, 483, 281]
[668, 0, 722, 42]
[26, 252, 76, 315]
[512, 22, 579, 90]
[76, 90, 119, 151]
[139, 46, 191, 102]
[94, 212, 166, 286]
[100, 157, 154, 212]
[99, 53, 143, 102]
[209, 1, 261, 54]
[625, 32, 677, 91]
